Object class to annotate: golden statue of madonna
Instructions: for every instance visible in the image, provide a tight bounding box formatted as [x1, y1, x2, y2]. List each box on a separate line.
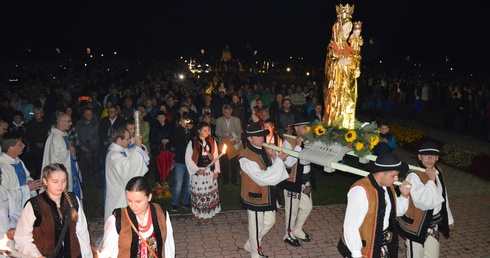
[323, 4, 363, 130]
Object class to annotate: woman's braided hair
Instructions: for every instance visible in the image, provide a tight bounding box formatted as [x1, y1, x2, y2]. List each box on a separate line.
[42, 163, 78, 222]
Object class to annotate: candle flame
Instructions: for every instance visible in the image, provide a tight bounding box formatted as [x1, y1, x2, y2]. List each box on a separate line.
[0, 234, 10, 251]
[97, 248, 110, 258]
[222, 144, 227, 154]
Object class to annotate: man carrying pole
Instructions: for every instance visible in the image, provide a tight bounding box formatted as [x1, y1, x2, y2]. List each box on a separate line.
[280, 117, 314, 247]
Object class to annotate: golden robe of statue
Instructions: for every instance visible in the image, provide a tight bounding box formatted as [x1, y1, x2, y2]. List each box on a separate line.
[323, 4, 362, 130]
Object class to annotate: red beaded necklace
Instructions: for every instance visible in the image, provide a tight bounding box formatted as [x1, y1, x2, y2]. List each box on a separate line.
[137, 207, 152, 233]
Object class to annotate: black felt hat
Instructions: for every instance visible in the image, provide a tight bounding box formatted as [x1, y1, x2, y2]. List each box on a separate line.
[293, 116, 309, 126]
[242, 122, 270, 137]
[366, 152, 409, 173]
[417, 142, 443, 156]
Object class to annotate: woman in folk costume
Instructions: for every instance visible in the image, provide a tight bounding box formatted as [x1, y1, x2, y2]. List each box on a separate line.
[14, 163, 93, 258]
[185, 121, 221, 222]
[99, 176, 175, 258]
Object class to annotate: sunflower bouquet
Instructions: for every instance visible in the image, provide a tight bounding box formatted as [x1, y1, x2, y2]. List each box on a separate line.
[302, 120, 380, 157]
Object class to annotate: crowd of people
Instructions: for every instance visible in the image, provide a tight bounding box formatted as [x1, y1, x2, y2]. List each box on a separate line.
[0, 54, 483, 257]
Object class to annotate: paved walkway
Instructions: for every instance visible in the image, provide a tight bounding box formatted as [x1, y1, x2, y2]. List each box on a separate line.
[88, 121, 490, 257]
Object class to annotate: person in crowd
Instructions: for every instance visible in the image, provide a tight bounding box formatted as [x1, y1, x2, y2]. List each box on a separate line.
[145, 98, 158, 119]
[443, 92, 460, 133]
[9, 111, 27, 145]
[215, 90, 231, 113]
[275, 98, 295, 137]
[372, 121, 397, 155]
[268, 93, 284, 122]
[0, 119, 9, 152]
[42, 112, 83, 200]
[99, 105, 125, 156]
[173, 103, 198, 130]
[257, 108, 270, 127]
[408, 89, 423, 122]
[169, 115, 196, 212]
[185, 121, 221, 222]
[150, 111, 172, 183]
[338, 152, 411, 258]
[17, 95, 35, 123]
[165, 95, 179, 124]
[0, 98, 15, 124]
[104, 127, 150, 221]
[25, 107, 51, 178]
[0, 133, 42, 210]
[289, 86, 307, 116]
[201, 112, 217, 139]
[307, 103, 322, 123]
[215, 104, 243, 185]
[231, 93, 247, 129]
[198, 94, 217, 118]
[75, 107, 100, 184]
[103, 86, 122, 110]
[251, 99, 266, 123]
[14, 163, 93, 258]
[99, 176, 175, 258]
[100, 100, 113, 119]
[398, 142, 454, 258]
[280, 117, 313, 247]
[120, 97, 135, 120]
[137, 102, 154, 126]
[260, 86, 275, 108]
[239, 122, 289, 258]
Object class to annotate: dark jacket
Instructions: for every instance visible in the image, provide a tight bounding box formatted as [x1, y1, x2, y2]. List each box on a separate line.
[98, 116, 125, 149]
[170, 125, 196, 164]
[150, 120, 173, 155]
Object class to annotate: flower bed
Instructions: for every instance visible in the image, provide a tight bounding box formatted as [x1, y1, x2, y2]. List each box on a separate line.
[389, 123, 490, 180]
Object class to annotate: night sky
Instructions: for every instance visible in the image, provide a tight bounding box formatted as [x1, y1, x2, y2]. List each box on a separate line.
[2, 1, 487, 71]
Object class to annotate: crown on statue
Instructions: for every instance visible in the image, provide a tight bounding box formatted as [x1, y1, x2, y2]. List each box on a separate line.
[353, 21, 362, 29]
[336, 4, 354, 21]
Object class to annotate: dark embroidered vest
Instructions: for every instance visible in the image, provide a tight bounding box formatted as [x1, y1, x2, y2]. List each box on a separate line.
[115, 203, 167, 258]
[279, 137, 304, 193]
[191, 136, 216, 167]
[338, 176, 398, 258]
[30, 192, 81, 258]
[397, 166, 450, 244]
[239, 148, 276, 211]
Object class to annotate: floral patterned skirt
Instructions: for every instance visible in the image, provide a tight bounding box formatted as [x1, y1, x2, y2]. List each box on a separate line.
[190, 172, 221, 219]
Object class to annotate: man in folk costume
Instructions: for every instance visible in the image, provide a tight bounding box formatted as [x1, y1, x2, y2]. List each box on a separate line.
[338, 152, 411, 258]
[239, 122, 289, 258]
[280, 116, 313, 247]
[41, 112, 83, 200]
[104, 127, 150, 221]
[398, 142, 454, 258]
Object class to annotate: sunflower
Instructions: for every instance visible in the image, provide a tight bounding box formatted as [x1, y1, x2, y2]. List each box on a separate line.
[314, 125, 326, 136]
[306, 126, 311, 133]
[370, 135, 379, 149]
[355, 141, 364, 151]
[345, 130, 356, 142]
